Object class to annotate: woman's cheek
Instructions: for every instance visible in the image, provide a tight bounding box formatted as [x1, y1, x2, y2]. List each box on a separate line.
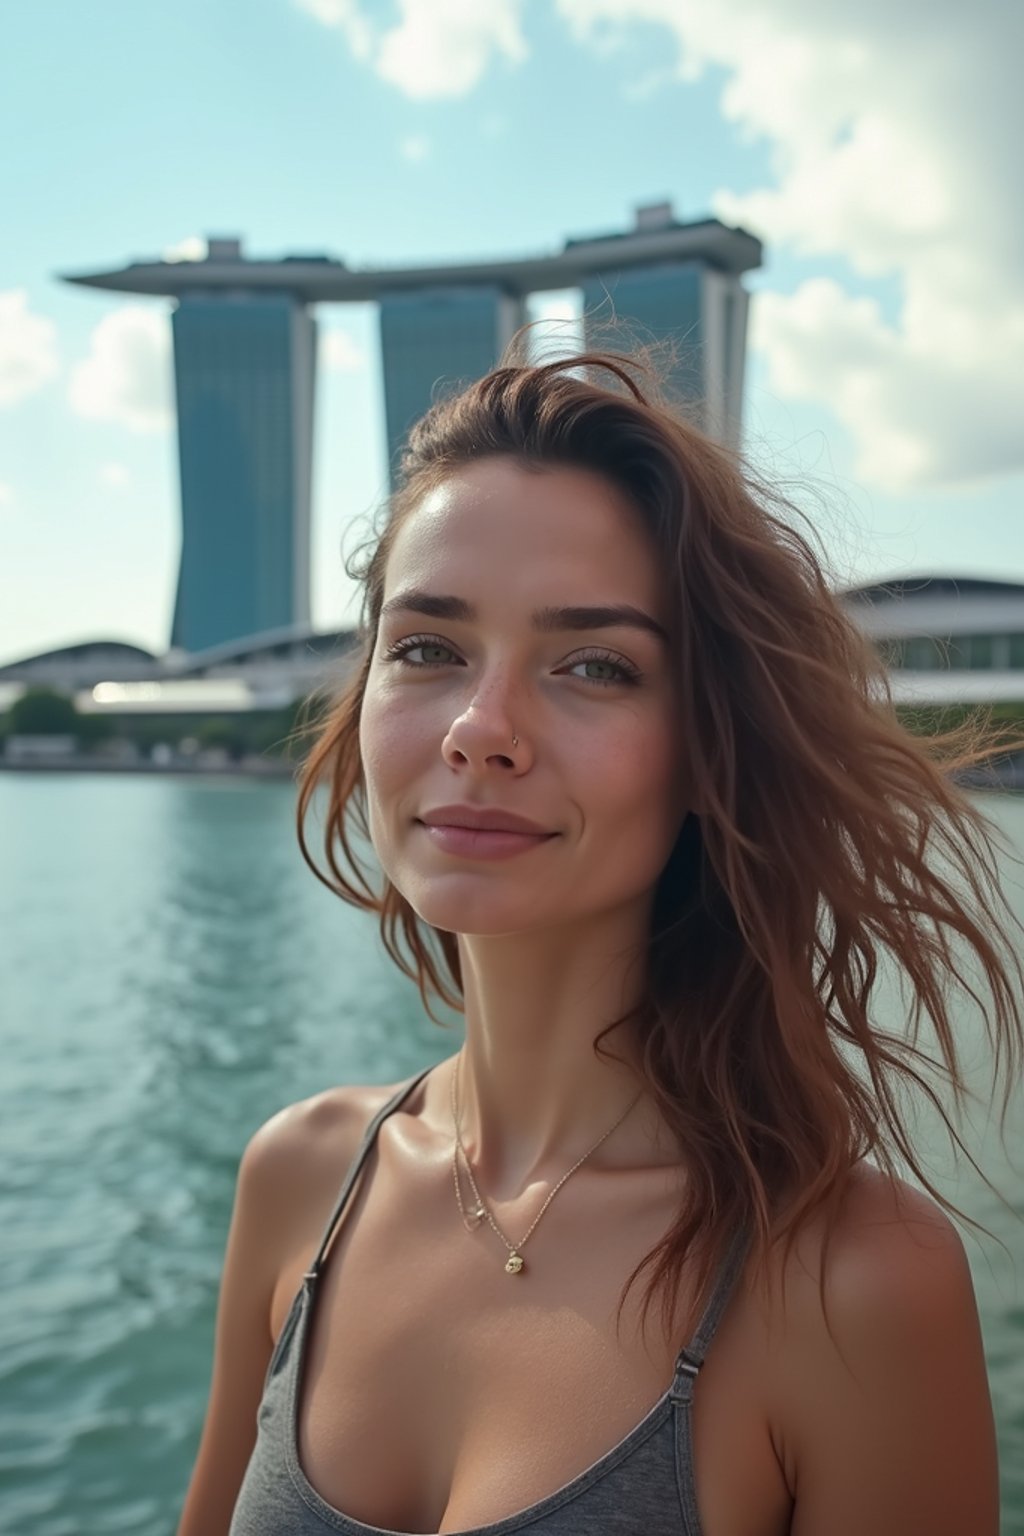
[360, 684, 404, 766]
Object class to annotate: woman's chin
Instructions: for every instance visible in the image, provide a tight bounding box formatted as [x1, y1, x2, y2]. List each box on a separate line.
[402, 888, 549, 937]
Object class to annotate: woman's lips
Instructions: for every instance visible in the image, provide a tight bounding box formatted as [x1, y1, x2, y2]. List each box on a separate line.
[416, 822, 558, 860]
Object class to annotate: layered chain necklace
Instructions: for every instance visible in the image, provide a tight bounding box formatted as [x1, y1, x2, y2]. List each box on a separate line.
[449, 1049, 643, 1275]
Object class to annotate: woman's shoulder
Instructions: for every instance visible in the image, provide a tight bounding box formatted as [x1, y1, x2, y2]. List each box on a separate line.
[246, 1075, 412, 1183]
[761, 1161, 990, 1528]
[792, 1159, 965, 1298]
[241, 1076, 415, 1255]
[763, 1159, 969, 1339]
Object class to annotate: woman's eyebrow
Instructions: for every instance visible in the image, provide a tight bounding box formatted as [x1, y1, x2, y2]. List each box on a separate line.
[380, 589, 669, 645]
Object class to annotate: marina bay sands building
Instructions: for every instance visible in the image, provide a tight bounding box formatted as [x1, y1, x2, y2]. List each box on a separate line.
[63, 205, 762, 655]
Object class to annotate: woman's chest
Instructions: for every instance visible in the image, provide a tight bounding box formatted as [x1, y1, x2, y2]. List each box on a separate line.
[269, 1179, 793, 1536]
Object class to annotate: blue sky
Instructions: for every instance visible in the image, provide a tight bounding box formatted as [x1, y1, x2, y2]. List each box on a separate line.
[1, 0, 1020, 666]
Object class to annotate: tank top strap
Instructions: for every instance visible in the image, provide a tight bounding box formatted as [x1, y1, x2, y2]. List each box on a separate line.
[302, 1063, 435, 1285]
[669, 1218, 753, 1404]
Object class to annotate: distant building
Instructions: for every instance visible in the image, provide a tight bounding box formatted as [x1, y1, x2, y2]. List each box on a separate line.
[844, 575, 1024, 703]
[61, 205, 761, 657]
[0, 626, 355, 713]
[379, 286, 526, 479]
[577, 201, 749, 441]
[170, 281, 316, 653]
[5, 735, 77, 762]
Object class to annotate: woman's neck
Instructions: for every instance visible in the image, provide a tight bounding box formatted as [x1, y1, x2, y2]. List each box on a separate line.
[451, 907, 680, 1194]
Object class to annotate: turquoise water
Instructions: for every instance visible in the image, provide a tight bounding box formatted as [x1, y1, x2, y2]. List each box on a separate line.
[1, 772, 1021, 1534]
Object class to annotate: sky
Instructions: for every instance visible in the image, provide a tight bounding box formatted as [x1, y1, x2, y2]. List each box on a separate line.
[1, 0, 1021, 667]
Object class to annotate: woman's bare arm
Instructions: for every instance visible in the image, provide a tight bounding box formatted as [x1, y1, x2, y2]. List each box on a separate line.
[175, 1108, 304, 1536]
[778, 1175, 999, 1536]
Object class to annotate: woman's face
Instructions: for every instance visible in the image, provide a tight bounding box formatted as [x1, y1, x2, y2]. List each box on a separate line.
[359, 456, 691, 936]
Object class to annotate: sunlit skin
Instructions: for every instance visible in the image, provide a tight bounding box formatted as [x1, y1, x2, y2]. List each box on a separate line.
[358, 456, 693, 1200]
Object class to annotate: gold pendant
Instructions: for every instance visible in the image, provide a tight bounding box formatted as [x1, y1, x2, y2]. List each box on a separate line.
[505, 1252, 524, 1275]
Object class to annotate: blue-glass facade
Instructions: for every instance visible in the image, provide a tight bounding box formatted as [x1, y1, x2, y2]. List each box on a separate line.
[581, 262, 747, 443]
[170, 294, 315, 653]
[64, 217, 760, 659]
[582, 262, 703, 400]
[379, 287, 524, 485]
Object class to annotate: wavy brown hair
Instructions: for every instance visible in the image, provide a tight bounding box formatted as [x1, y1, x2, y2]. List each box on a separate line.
[294, 331, 1024, 1351]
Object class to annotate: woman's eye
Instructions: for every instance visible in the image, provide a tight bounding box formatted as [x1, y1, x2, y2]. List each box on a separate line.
[566, 655, 639, 686]
[382, 637, 457, 668]
[380, 635, 640, 688]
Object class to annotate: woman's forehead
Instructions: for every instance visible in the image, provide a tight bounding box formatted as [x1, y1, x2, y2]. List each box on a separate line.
[389, 460, 662, 589]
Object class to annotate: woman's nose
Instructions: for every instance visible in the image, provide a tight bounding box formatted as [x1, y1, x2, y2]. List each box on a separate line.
[442, 704, 523, 765]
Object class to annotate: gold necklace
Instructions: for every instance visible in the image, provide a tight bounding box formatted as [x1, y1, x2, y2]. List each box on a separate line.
[450, 1049, 643, 1275]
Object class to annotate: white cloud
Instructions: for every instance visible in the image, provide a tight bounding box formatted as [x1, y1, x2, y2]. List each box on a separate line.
[162, 235, 207, 263]
[398, 133, 432, 162]
[291, 0, 1021, 485]
[754, 280, 1024, 492]
[99, 462, 131, 486]
[554, 0, 1024, 491]
[319, 328, 366, 371]
[377, 0, 526, 98]
[68, 306, 173, 433]
[295, 0, 527, 98]
[0, 291, 59, 407]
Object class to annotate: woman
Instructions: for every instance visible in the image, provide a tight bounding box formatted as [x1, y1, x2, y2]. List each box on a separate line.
[177, 340, 1023, 1536]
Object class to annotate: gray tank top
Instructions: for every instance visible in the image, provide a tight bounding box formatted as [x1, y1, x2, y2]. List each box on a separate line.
[229, 1066, 752, 1536]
